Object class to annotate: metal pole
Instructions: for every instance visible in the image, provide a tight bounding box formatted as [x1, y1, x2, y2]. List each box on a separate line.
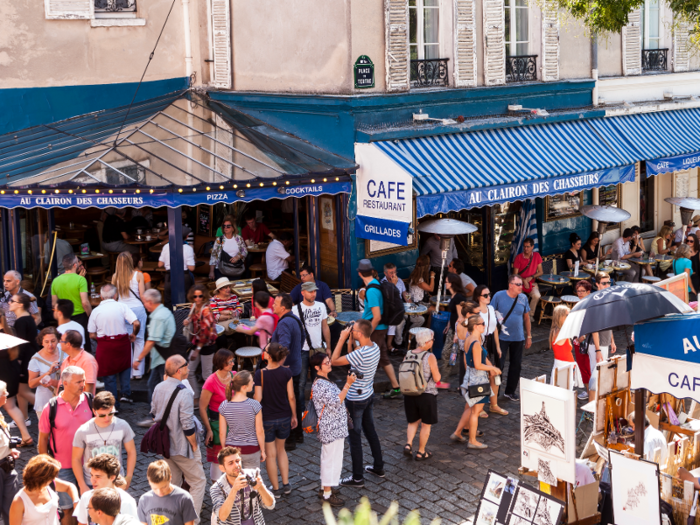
[47, 209, 58, 278]
[293, 199, 300, 276]
[9, 210, 22, 275]
[591, 33, 599, 106]
[335, 194, 344, 288]
[0, 209, 10, 276]
[167, 207, 186, 306]
[634, 388, 646, 457]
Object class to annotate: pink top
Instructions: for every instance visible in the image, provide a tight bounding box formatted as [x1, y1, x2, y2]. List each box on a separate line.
[254, 309, 276, 348]
[202, 372, 234, 414]
[38, 392, 93, 468]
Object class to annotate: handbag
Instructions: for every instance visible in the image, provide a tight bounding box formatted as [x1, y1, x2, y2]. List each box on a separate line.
[182, 304, 197, 340]
[140, 384, 184, 459]
[208, 409, 221, 447]
[217, 238, 246, 277]
[464, 342, 491, 399]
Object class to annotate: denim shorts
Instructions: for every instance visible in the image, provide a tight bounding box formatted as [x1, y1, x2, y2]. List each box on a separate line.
[57, 468, 78, 509]
[263, 417, 291, 442]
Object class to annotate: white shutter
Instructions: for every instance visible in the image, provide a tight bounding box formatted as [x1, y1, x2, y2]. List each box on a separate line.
[453, 0, 477, 87]
[622, 9, 642, 76]
[541, 1, 559, 81]
[483, 0, 505, 86]
[211, 0, 232, 89]
[214, 115, 233, 179]
[385, 0, 410, 92]
[673, 18, 690, 72]
[44, 0, 93, 19]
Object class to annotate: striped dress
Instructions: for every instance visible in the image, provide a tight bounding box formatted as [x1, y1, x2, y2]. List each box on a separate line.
[210, 295, 242, 322]
[219, 398, 261, 447]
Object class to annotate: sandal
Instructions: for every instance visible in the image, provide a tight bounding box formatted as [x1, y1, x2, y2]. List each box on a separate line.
[18, 438, 34, 448]
[479, 412, 489, 419]
[450, 433, 467, 443]
[467, 442, 488, 450]
[403, 444, 413, 457]
[415, 450, 433, 461]
[489, 405, 509, 416]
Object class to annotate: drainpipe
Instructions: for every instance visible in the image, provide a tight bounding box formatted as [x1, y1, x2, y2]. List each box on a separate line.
[591, 33, 599, 106]
[182, 0, 194, 79]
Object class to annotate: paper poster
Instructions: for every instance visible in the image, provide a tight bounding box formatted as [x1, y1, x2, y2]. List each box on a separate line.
[609, 451, 662, 525]
[506, 484, 564, 525]
[474, 471, 520, 525]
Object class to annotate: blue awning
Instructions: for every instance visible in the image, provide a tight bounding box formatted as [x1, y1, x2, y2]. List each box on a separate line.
[374, 119, 637, 217]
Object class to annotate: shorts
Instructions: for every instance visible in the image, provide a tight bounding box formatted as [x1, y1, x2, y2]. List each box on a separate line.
[403, 392, 438, 425]
[263, 417, 291, 443]
[57, 468, 78, 509]
[372, 329, 390, 368]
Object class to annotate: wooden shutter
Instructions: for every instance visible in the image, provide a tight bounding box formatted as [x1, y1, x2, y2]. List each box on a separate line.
[673, 18, 690, 72]
[622, 8, 642, 76]
[483, 0, 505, 86]
[214, 115, 233, 179]
[44, 0, 93, 19]
[385, 0, 410, 92]
[541, 1, 559, 81]
[453, 0, 477, 87]
[211, 0, 232, 89]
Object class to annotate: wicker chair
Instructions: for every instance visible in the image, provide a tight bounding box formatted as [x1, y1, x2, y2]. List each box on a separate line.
[331, 289, 356, 313]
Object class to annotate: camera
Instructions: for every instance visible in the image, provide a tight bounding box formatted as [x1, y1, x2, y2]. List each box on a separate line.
[242, 468, 260, 488]
[8, 437, 21, 449]
[348, 368, 364, 380]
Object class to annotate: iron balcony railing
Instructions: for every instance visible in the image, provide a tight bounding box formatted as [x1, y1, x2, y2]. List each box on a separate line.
[95, 0, 136, 13]
[506, 55, 538, 83]
[410, 58, 450, 88]
[642, 48, 669, 71]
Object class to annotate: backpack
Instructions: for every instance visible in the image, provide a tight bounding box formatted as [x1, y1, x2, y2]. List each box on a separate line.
[301, 383, 323, 434]
[398, 350, 429, 396]
[47, 392, 94, 458]
[367, 282, 404, 326]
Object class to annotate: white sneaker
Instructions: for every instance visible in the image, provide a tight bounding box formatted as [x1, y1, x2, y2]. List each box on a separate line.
[577, 390, 588, 400]
[96, 380, 105, 389]
[24, 418, 31, 427]
[8, 421, 16, 429]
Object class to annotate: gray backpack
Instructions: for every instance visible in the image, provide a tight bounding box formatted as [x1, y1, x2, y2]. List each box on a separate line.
[398, 351, 429, 396]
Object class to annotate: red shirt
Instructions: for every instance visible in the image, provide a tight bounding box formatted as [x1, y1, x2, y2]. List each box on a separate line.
[38, 392, 93, 468]
[513, 252, 542, 293]
[241, 223, 271, 244]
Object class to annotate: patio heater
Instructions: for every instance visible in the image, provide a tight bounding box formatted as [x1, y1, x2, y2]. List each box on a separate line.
[580, 205, 632, 234]
[417, 219, 477, 309]
[665, 197, 700, 229]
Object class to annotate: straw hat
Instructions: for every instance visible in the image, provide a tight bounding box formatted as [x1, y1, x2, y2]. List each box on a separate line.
[214, 277, 236, 291]
[693, 215, 700, 226]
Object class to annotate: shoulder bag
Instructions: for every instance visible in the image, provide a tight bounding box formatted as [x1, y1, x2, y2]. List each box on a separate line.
[141, 384, 185, 459]
[217, 237, 245, 277]
[182, 303, 197, 340]
[296, 304, 322, 356]
[463, 342, 491, 404]
[497, 294, 519, 333]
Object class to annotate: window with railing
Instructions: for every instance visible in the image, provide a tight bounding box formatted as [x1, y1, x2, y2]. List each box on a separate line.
[94, 0, 136, 15]
[642, 48, 668, 71]
[504, 0, 536, 82]
[506, 55, 537, 82]
[409, 0, 449, 87]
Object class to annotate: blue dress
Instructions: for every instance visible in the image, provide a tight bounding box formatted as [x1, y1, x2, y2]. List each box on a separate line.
[466, 341, 489, 405]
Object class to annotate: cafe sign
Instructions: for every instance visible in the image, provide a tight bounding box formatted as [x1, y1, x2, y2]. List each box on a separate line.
[354, 56, 375, 89]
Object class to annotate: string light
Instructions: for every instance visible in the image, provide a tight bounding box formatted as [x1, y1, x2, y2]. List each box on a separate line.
[108, 189, 113, 194]
[69, 190, 73, 194]
[149, 189, 154, 194]
[259, 183, 264, 187]
[311, 179, 315, 183]
[55, 189, 60, 194]
[28, 190, 32, 194]
[246, 183, 251, 188]
[178, 189, 183, 193]
[219, 185, 224, 190]
[335, 177, 339, 181]
[0, 191, 4, 195]
[192, 188, 196, 192]
[13, 190, 18, 194]
[136, 189, 140, 194]
[82, 190, 87, 194]
[122, 190, 126, 194]
[272, 182, 277, 186]
[95, 189, 99, 193]
[206, 186, 210, 191]
[323, 178, 327, 182]
[285, 181, 290, 185]
[41, 190, 46, 194]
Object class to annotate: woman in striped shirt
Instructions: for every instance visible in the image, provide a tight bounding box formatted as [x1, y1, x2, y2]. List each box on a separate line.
[219, 370, 266, 469]
[209, 278, 242, 323]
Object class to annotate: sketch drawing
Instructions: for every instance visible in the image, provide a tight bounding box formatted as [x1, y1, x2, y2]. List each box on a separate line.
[537, 458, 557, 486]
[624, 482, 648, 511]
[485, 474, 506, 503]
[512, 487, 540, 519]
[508, 516, 531, 525]
[523, 402, 565, 455]
[534, 497, 563, 525]
[475, 500, 499, 525]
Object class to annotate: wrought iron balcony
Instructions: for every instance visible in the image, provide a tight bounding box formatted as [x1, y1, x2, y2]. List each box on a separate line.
[506, 55, 538, 83]
[410, 58, 450, 88]
[94, 0, 136, 12]
[642, 49, 669, 71]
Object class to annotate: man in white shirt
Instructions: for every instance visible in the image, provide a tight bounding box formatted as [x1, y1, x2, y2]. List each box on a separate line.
[86, 487, 140, 525]
[448, 259, 476, 298]
[266, 232, 295, 281]
[381, 263, 408, 352]
[629, 412, 668, 466]
[612, 228, 641, 282]
[55, 299, 86, 349]
[293, 281, 331, 416]
[88, 284, 140, 408]
[158, 227, 196, 307]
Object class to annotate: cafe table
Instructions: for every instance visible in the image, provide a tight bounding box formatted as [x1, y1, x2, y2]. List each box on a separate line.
[235, 346, 262, 371]
[429, 295, 451, 311]
[538, 274, 570, 288]
[559, 271, 588, 282]
[560, 295, 580, 309]
[78, 252, 105, 262]
[405, 303, 428, 316]
[149, 241, 167, 254]
[247, 243, 269, 254]
[126, 237, 159, 255]
[335, 311, 362, 326]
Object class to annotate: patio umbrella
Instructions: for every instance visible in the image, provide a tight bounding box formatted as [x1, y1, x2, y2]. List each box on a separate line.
[557, 282, 693, 341]
[0, 333, 27, 350]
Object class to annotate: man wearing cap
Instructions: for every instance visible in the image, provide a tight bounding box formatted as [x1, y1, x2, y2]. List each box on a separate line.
[357, 259, 401, 399]
[289, 265, 337, 316]
[158, 226, 196, 308]
[293, 281, 331, 421]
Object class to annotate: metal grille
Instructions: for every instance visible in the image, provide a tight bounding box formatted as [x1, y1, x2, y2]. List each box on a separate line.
[642, 48, 668, 71]
[94, 0, 136, 12]
[410, 58, 450, 87]
[506, 55, 538, 82]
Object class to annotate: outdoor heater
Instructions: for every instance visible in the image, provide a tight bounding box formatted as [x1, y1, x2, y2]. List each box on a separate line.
[665, 197, 700, 227]
[580, 205, 632, 234]
[417, 218, 477, 309]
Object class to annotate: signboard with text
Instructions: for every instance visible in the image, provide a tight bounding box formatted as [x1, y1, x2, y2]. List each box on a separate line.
[354, 55, 375, 89]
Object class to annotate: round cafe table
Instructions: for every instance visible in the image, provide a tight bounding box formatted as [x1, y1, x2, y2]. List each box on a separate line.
[229, 319, 257, 330]
[559, 271, 588, 281]
[560, 295, 579, 309]
[430, 296, 451, 311]
[405, 303, 428, 316]
[335, 311, 362, 326]
[247, 243, 269, 253]
[235, 346, 262, 371]
[538, 274, 570, 286]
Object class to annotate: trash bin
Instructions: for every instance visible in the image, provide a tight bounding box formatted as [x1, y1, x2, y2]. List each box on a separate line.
[430, 311, 450, 360]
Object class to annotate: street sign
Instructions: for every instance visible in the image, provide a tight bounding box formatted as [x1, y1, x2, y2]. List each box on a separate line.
[354, 55, 374, 89]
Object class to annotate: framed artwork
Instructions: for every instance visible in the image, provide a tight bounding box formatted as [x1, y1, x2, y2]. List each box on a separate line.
[520, 378, 577, 484]
[319, 196, 334, 231]
[474, 470, 520, 525]
[544, 192, 583, 222]
[599, 184, 620, 208]
[506, 484, 565, 525]
[365, 201, 418, 258]
[609, 451, 662, 525]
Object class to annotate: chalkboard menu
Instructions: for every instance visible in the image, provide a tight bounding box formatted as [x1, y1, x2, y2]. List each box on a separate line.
[198, 205, 212, 236]
[599, 185, 620, 208]
[544, 193, 583, 222]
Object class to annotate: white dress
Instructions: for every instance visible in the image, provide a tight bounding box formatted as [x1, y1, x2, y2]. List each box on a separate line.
[18, 487, 60, 525]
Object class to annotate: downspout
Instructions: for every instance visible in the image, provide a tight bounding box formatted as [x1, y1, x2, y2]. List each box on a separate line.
[182, 0, 195, 184]
[591, 33, 599, 106]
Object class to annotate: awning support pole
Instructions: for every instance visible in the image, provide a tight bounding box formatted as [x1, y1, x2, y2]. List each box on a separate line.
[0, 210, 11, 276]
[634, 388, 645, 457]
[293, 199, 300, 277]
[8, 210, 22, 276]
[167, 208, 186, 306]
[47, 210, 58, 278]
[335, 194, 344, 288]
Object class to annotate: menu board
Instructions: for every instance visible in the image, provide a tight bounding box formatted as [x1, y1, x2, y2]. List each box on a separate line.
[599, 185, 619, 207]
[198, 205, 212, 236]
[545, 193, 583, 222]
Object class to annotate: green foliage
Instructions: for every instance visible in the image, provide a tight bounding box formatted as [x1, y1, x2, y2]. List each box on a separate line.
[667, 0, 700, 24]
[323, 498, 441, 525]
[554, 0, 644, 34]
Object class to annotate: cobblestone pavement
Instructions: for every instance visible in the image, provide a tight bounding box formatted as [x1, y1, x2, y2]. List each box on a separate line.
[10, 343, 609, 525]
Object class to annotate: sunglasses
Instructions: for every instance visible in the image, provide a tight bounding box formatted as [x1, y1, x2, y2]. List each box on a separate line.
[475, 322, 485, 326]
[177, 363, 189, 371]
[96, 411, 118, 418]
[481, 293, 491, 298]
[513, 282, 523, 287]
[600, 281, 611, 285]
[223, 224, 233, 228]
[194, 294, 204, 299]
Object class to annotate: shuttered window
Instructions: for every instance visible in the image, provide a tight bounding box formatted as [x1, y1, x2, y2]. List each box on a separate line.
[44, 0, 94, 19]
[483, 0, 505, 86]
[622, 9, 642, 75]
[385, 0, 411, 92]
[541, 1, 559, 81]
[453, 0, 477, 87]
[504, 0, 528, 56]
[211, 0, 232, 89]
[641, 0, 660, 49]
[673, 18, 690, 72]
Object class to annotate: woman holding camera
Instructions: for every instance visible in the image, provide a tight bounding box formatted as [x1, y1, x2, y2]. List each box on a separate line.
[253, 343, 296, 498]
[0, 380, 21, 525]
[311, 352, 356, 508]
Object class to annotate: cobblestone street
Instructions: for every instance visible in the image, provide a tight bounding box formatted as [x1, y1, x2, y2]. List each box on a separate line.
[8, 344, 605, 525]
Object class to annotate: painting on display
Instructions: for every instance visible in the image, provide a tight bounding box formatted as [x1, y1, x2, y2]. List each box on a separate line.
[505, 483, 564, 525]
[474, 470, 520, 525]
[320, 196, 334, 231]
[520, 378, 577, 484]
[544, 192, 583, 222]
[609, 451, 662, 525]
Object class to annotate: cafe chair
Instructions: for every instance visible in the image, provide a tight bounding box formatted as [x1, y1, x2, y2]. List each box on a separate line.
[249, 254, 266, 280]
[331, 289, 356, 313]
[535, 254, 561, 297]
[86, 267, 109, 287]
[280, 272, 301, 294]
[537, 295, 562, 325]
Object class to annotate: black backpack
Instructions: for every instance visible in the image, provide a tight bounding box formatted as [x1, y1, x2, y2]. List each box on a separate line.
[47, 392, 94, 458]
[367, 282, 405, 326]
